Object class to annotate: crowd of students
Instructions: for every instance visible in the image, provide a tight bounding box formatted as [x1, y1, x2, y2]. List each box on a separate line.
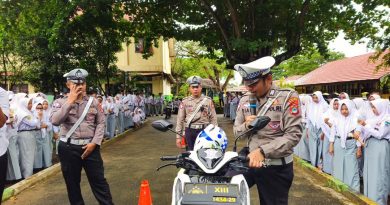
[295, 91, 389, 205]
[222, 92, 244, 121]
[4, 90, 170, 183]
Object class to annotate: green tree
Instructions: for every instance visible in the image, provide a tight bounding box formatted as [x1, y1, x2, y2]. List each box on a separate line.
[123, 1, 388, 68]
[172, 41, 234, 96]
[0, 0, 131, 94]
[272, 49, 345, 80]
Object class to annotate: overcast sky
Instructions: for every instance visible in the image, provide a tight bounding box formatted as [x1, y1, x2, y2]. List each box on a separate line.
[328, 32, 374, 57]
[229, 32, 375, 85]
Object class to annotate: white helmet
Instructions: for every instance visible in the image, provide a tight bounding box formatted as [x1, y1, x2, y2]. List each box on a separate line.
[194, 124, 228, 152]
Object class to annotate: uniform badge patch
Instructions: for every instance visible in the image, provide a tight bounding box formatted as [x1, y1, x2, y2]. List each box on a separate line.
[268, 121, 280, 130]
[287, 97, 299, 107]
[289, 106, 299, 115]
[269, 89, 275, 96]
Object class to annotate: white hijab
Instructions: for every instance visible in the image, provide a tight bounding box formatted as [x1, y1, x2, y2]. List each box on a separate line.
[321, 98, 340, 136]
[324, 98, 340, 121]
[353, 98, 371, 120]
[339, 92, 350, 100]
[307, 91, 328, 128]
[366, 99, 389, 126]
[334, 99, 359, 148]
[299, 94, 311, 122]
[14, 96, 34, 128]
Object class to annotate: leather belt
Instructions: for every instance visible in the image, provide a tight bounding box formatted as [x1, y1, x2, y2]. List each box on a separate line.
[60, 138, 92, 145]
[264, 154, 293, 167]
[18, 129, 40, 132]
[186, 124, 207, 130]
[337, 136, 354, 140]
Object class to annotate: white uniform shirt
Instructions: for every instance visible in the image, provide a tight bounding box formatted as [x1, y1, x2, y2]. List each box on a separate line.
[0, 87, 10, 156]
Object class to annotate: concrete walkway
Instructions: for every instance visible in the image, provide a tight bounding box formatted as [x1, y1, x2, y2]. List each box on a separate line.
[4, 115, 357, 205]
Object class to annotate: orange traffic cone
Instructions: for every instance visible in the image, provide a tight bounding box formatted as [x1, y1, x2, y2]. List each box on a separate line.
[138, 180, 153, 205]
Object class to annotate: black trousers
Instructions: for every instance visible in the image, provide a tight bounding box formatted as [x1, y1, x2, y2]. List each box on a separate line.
[244, 163, 294, 205]
[184, 128, 203, 151]
[58, 141, 113, 205]
[0, 152, 8, 205]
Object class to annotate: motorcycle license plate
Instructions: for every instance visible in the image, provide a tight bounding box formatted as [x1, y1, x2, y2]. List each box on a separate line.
[213, 196, 237, 203]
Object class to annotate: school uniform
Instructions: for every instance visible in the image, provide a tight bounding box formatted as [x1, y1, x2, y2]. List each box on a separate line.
[294, 95, 311, 161]
[230, 96, 239, 121]
[321, 98, 339, 174]
[361, 99, 390, 205]
[307, 91, 328, 167]
[103, 97, 116, 139]
[329, 99, 361, 192]
[16, 97, 41, 178]
[33, 100, 53, 169]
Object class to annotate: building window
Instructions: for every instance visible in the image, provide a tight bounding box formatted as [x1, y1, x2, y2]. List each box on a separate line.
[11, 84, 28, 93]
[135, 38, 154, 54]
[135, 38, 144, 53]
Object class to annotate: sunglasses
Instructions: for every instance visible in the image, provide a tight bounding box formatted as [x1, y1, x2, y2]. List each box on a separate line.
[191, 86, 199, 89]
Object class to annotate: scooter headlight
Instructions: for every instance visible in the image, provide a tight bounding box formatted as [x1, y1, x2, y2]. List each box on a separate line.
[197, 148, 224, 169]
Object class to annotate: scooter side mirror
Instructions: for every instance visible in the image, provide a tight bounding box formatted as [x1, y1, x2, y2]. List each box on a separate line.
[151, 120, 173, 132]
[248, 116, 271, 131]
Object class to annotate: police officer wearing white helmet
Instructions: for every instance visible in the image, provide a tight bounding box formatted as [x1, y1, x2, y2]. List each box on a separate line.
[233, 57, 302, 205]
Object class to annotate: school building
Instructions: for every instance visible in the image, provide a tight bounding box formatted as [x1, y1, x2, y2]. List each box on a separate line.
[115, 37, 176, 95]
[294, 52, 389, 98]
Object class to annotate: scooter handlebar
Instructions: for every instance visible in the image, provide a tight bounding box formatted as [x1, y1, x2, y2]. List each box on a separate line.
[237, 155, 249, 162]
[160, 156, 178, 161]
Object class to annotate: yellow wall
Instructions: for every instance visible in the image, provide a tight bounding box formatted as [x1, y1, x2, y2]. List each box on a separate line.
[115, 37, 174, 96]
[116, 37, 172, 73]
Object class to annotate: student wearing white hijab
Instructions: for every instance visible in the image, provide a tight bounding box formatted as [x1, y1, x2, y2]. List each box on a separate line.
[132, 107, 142, 128]
[368, 93, 381, 101]
[32, 99, 52, 169]
[5, 92, 22, 181]
[329, 99, 362, 192]
[352, 97, 370, 177]
[359, 99, 389, 205]
[114, 94, 124, 134]
[15, 96, 41, 178]
[339, 92, 350, 100]
[321, 98, 339, 174]
[294, 94, 311, 161]
[103, 96, 116, 139]
[42, 98, 54, 152]
[307, 91, 328, 168]
[122, 96, 134, 129]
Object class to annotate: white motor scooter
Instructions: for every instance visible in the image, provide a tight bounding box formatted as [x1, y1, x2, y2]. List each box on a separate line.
[152, 116, 271, 205]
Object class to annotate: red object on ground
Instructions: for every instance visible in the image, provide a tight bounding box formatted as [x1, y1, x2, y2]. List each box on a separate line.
[138, 180, 152, 205]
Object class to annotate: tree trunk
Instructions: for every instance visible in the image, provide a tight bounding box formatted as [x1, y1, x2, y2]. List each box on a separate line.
[105, 68, 110, 96]
[2, 51, 8, 90]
